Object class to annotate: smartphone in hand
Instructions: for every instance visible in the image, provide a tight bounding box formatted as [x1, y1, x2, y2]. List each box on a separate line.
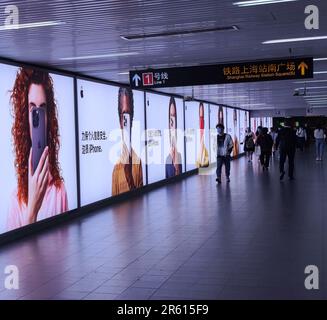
[31, 107, 47, 174]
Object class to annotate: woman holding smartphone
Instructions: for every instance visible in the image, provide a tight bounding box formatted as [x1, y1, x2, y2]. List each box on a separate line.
[7, 68, 68, 231]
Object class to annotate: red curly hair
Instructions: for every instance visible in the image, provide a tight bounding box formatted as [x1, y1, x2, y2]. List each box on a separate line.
[11, 67, 62, 205]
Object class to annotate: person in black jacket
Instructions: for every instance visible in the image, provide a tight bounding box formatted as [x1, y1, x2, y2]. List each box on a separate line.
[276, 120, 297, 180]
[256, 127, 274, 170]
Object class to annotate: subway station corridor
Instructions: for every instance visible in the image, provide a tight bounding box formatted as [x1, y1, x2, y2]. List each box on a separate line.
[0, 150, 326, 300]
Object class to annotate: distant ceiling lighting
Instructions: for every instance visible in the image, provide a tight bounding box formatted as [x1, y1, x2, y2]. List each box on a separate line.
[240, 103, 267, 106]
[306, 99, 327, 102]
[120, 25, 239, 41]
[263, 35, 327, 44]
[296, 86, 327, 90]
[304, 95, 327, 98]
[314, 71, 327, 75]
[234, 0, 298, 7]
[314, 58, 327, 61]
[0, 21, 65, 31]
[60, 52, 139, 61]
[294, 80, 327, 84]
[213, 95, 248, 99]
[118, 72, 129, 75]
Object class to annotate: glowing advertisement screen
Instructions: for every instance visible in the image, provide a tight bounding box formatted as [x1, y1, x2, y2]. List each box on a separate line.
[0, 64, 78, 235]
[146, 93, 185, 184]
[226, 107, 240, 157]
[77, 79, 146, 206]
[239, 110, 247, 152]
[185, 101, 210, 171]
[209, 105, 226, 164]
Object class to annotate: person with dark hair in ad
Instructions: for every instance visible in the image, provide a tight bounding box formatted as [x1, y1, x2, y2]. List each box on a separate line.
[112, 87, 143, 196]
[196, 103, 209, 168]
[165, 97, 182, 178]
[276, 119, 297, 180]
[232, 109, 239, 157]
[218, 106, 224, 125]
[216, 123, 233, 184]
[7, 68, 68, 230]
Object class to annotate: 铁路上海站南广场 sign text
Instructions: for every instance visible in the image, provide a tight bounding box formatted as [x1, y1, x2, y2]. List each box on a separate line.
[129, 57, 313, 89]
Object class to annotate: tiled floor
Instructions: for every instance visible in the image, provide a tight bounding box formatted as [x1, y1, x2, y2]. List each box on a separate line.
[0, 149, 326, 300]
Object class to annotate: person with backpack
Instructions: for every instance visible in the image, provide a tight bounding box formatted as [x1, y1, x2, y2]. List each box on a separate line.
[256, 127, 274, 171]
[216, 123, 234, 184]
[243, 127, 255, 162]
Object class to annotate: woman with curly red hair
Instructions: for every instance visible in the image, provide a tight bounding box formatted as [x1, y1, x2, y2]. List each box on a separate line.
[7, 67, 68, 231]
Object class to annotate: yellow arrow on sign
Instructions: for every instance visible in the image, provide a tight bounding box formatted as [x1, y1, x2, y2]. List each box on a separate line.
[298, 62, 309, 76]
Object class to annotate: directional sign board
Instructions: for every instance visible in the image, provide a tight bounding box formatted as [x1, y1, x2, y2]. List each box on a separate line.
[129, 57, 313, 89]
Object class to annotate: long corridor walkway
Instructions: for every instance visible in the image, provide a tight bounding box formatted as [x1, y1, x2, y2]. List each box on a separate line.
[0, 150, 326, 300]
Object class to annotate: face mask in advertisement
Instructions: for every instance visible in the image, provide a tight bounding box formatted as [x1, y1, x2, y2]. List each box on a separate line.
[122, 113, 131, 155]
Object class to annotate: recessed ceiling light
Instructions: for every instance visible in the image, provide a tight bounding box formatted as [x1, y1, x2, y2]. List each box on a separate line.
[60, 52, 139, 61]
[294, 80, 327, 84]
[234, 0, 298, 7]
[304, 94, 327, 97]
[296, 86, 327, 90]
[118, 72, 129, 75]
[314, 71, 327, 75]
[0, 21, 65, 31]
[263, 35, 327, 44]
[121, 25, 239, 41]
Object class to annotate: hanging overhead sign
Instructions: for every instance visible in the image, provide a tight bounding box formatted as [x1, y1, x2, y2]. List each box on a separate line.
[129, 57, 313, 89]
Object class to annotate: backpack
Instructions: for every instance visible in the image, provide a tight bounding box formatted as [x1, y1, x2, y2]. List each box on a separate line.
[245, 136, 255, 149]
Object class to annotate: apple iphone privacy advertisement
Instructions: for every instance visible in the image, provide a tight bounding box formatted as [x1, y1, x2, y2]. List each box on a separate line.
[0, 63, 78, 234]
[77, 79, 145, 206]
[146, 93, 185, 184]
[31, 107, 47, 174]
[185, 101, 210, 171]
[209, 105, 227, 164]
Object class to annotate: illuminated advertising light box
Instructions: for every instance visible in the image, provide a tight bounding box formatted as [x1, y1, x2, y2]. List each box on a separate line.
[226, 107, 240, 157]
[209, 105, 226, 164]
[146, 93, 185, 184]
[77, 79, 146, 206]
[0, 63, 78, 234]
[185, 101, 210, 171]
[239, 110, 246, 153]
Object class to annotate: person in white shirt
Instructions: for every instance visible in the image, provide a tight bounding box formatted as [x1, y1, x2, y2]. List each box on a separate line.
[216, 124, 234, 184]
[314, 125, 326, 161]
[296, 125, 307, 152]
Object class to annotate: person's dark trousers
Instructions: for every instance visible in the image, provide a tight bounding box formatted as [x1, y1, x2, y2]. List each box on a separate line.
[260, 151, 271, 168]
[279, 148, 295, 178]
[216, 156, 231, 178]
[297, 137, 305, 151]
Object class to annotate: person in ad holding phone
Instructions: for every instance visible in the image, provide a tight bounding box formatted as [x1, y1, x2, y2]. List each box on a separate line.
[7, 68, 68, 231]
[165, 97, 182, 178]
[112, 87, 143, 196]
[196, 103, 209, 168]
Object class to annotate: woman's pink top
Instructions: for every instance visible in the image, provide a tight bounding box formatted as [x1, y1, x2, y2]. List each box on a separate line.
[7, 181, 68, 231]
